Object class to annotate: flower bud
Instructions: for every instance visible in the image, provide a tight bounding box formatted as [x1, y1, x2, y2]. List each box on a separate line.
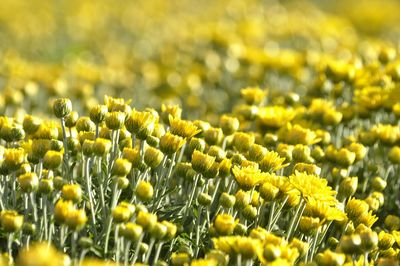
[113, 205, 133, 223]
[299, 216, 320, 236]
[162, 221, 177, 241]
[38, 178, 54, 195]
[293, 163, 321, 175]
[23, 115, 41, 135]
[198, 193, 212, 206]
[214, 214, 237, 235]
[0, 210, 23, 233]
[259, 182, 279, 202]
[315, 249, 345, 266]
[125, 110, 156, 138]
[171, 253, 190, 266]
[43, 150, 63, 170]
[335, 148, 356, 168]
[144, 147, 164, 169]
[51, 140, 63, 152]
[203, 162, 220, 179]
[204, 127, 223, 146]
[54, 199, 75, 225]
[191, 150, 216, 174]
[345, 199, 369, 221]
[67, 137, 80, 156]
[340, 234, 362, 254]
[76, 117, 96, 132]
[65, 209, 87, 231]
[82, 139, 94, 157]
[388, 146, 400, 164]
[264, 133, 278, 147]
[143, 135, 157, 148]
[218, 158, 232, 178]
[235, 190, 250, 210]
[136, 181, 154, 202]
[150, 222, 168, 240]
[117, 177, 129, 190]
[378, 231, 395, 249]
[18, 172, 39, 193]
[208, 146, 226, 162]
[248, 144, 267, 162]
[263, 244, 281, 262]
[242, 205, 257, 221]
[292, 145, 312, 163]
[112, 158, 132, 177]
[338, 177, 358, 198]
[233, 132, 255, 153]
[233, 223, 247, 235]
[105, 111, 126, 130]
[187, 138, 206, 156]
[64, 111, 79, 128]
[89, 104, 108, 124]
[219, 192, 236, 209]
[219, 115, 239, 135]
[360, 230, 378, 251]
[205, 250, 228, 266]
[159, 132, 185, 155]
[53, 98, 72, 118]
[122, 223, 143, 242]
[136, 211, 157, 232]
[371, 176, 387, 191]
[384, 215, 400, 231]
[62, 184, 82, 203]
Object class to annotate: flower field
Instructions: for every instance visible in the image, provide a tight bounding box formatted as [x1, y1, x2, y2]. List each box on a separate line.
[0, 0, 400, 265]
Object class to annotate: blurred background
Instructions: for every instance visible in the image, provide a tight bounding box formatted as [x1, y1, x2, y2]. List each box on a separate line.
[0, 0, 399, 121]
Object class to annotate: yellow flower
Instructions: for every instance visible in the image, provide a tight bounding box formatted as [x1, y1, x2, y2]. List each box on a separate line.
[190, 258, 217, 266]
[169, 116, 201, 139]
[125, 109, 157, 140]
[214, 214, 238, 236]
[257, 106, 295, 129]
[304, 198, 347, 223]
[232, 165, 265, 191]
[16, 243, 67, 266]
[289, 171, 337, 203]
[259, 151, 288, 172]
[3, 148, 25, 172]
[240, 87, 267, 105]
[277, 123, 320, 145]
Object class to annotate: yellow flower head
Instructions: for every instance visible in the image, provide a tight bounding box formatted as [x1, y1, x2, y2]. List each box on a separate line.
[259, 151, 289, 172]
[277, 123, 320, 145]
[125, 109, 157, 140]
[232, 165, 265, 191]
[289, 170, 337, 203]
[240, 87, 267, 105]
[257, 106, 295, 129]
[169, 116, 201, 139]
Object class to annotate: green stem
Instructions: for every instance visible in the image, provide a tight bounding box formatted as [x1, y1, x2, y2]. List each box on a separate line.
[144, 238, 156, 264]
[131, 234, 144, 265]
[286, 198, 305, 240]
[85, 158, 97, 231]
[152, 242, 164, 265]
[60, 117, 70, 181]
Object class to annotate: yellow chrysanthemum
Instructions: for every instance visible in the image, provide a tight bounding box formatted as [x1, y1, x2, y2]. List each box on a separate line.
[232, 165, 265, 191]
[289, 171, 337, 203]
